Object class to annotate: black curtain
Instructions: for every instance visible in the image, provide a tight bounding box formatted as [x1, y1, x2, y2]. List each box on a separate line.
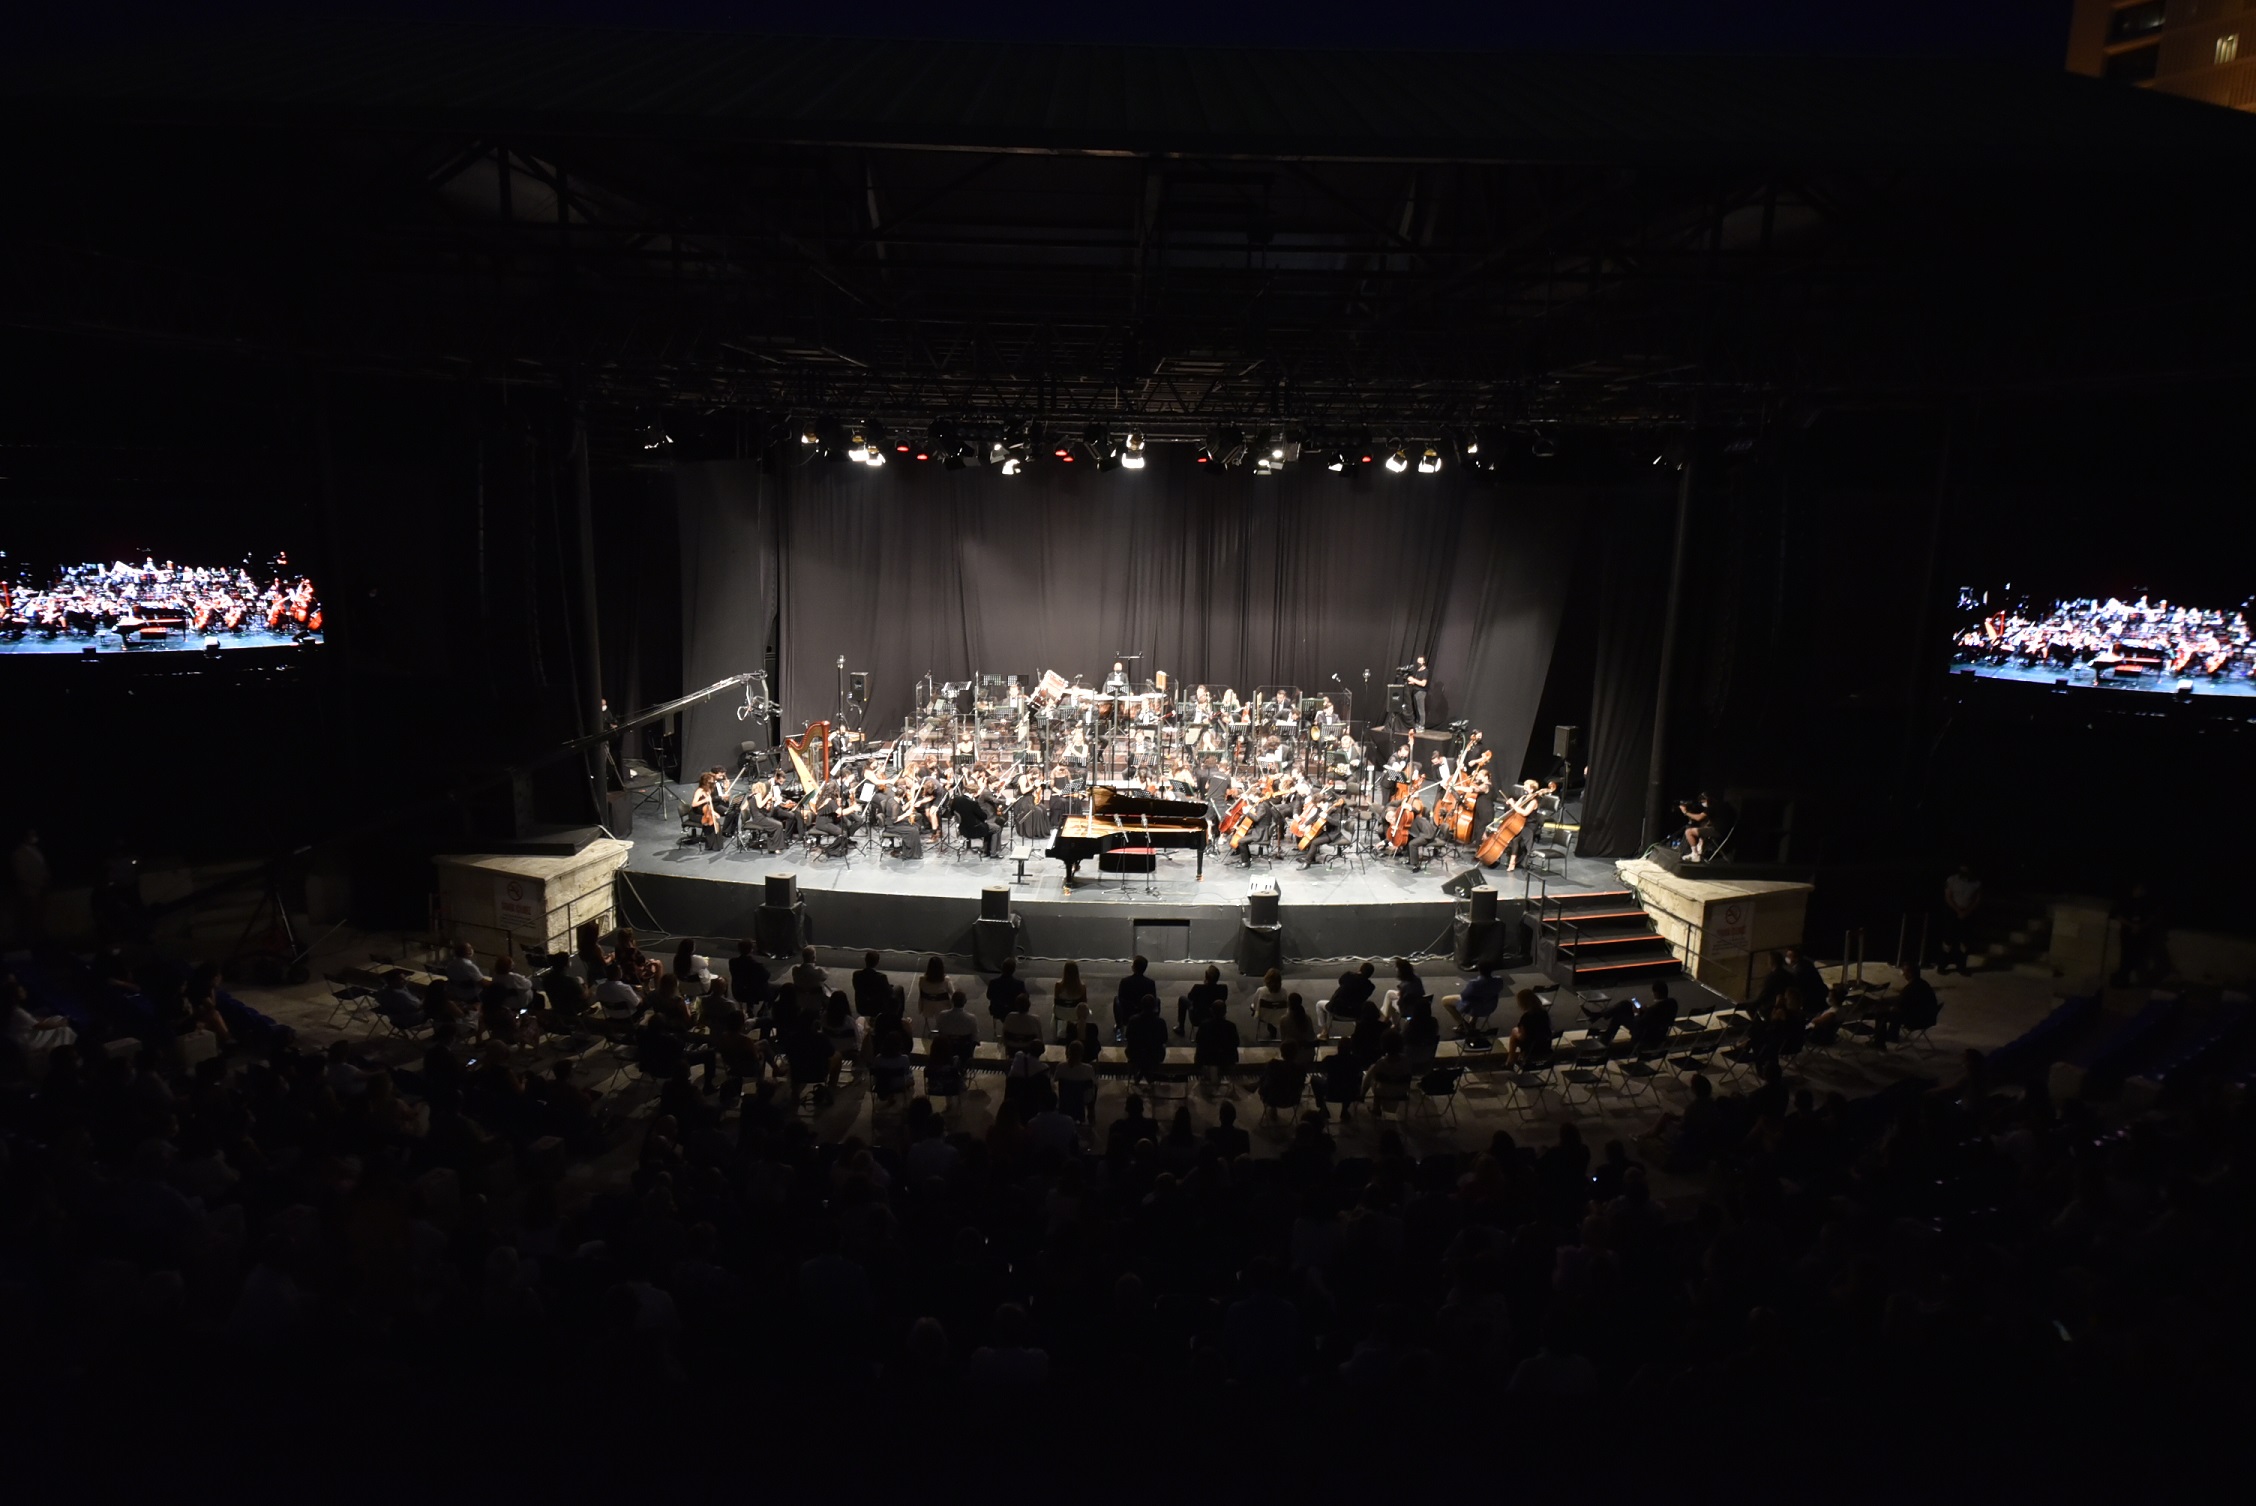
[675, 460, 776, 774]
[1578, 492, 1675, 857]
[678, 454, 1591, 784]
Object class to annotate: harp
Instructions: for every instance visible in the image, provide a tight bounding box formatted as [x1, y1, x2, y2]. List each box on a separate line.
[784, 720, 831, 792]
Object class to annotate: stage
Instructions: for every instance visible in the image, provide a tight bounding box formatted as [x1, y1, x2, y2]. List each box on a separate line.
[613, 796, 1626, 964]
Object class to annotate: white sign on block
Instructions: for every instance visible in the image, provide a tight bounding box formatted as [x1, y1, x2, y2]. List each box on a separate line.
[1711, 900, 1751, 955]
[496, 876, 540, 936]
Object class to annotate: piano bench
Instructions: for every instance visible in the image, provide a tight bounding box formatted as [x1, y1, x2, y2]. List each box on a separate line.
[1098, 847, 1159, 874]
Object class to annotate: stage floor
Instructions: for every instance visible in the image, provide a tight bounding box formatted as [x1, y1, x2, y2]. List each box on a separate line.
[615, 795, 1625, 964]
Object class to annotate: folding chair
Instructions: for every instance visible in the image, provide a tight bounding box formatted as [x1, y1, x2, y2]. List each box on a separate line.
[1413, 1066, 1464, 1126]
[1557, 1039, 1612, 1107]
[1502, 1055, 1558, 1119]
[326, 985, 376, 1033]
[1611, 1041, 1669, 1105]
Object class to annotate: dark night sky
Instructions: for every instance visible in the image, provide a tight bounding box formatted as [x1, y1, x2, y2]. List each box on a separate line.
[14, 1, 2077, 67]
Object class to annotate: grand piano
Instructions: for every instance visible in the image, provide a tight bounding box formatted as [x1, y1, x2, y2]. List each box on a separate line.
[1049, 784, 1209, 887]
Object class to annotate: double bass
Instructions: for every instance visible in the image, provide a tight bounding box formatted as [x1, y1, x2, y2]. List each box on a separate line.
[1448, 748, 1494, 844]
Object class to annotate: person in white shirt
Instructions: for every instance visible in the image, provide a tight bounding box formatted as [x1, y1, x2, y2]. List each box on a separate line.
[934, 990, 981, 1059]
[593, 963, 643, 1022]
[5, 991, 74, 1057]
[443, 942, 489, 1003]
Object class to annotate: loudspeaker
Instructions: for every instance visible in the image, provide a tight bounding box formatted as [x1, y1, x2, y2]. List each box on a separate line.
[764, 872, 799, 908]
[1553, 724, 1578, 759]
[1386, 681, 1410, 723]
[1247, 881, 1280, 929]
[1468, 885, 1498, 925]
[1238, 921, 1282, 977]
[973, 916, 1016, 971]
[604, 789, 635, 838]
[754, 902, 805, 957]
[619, 760, 662, 791]
[1647, 846, 1686, 875]
[849, 671, 870, 705]
[981, 885, 1011, 922]
[1440, 868, 1486, 898]
[1453, 917, 1507, 969]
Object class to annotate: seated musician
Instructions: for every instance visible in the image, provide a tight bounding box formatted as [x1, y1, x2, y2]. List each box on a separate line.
[1291, 787, 1336, 866]
[1103, 661, 1131, 695]
[1193, 684, 1214, 721]
[1220, 686, 1241, 714]
[951, 785, 1001, 858]
[1678, 790, 1735, 861]
[686, 772, 725, 851]
[806, 780, 853, 854]
[738, 778, 787, 850]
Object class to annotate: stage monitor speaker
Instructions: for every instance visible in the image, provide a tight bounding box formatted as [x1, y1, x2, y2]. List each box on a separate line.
[619, 760, 662, 792]
[1553, 724, 1578, 760]
[1440, 868, 1486, 898]
[1468, 885, 1498, 925]
[764, 872, 799, 909]
[1647, 846, 1686, 876]
[754, 902, 805, 957]
[1247, 881, 1280, 929]
[1453, 917, 1507, 970]
[981, 885, 1011, 922]
[973, 916, 1016, 971]
[604, 789, 635, 839]
[1238, 922, 1282, 978]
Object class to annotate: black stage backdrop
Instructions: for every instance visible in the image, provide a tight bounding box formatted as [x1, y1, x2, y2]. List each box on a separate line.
[676, 460, 776, 774]
[1579, 493, 1675, 858]
[677, 456, 1602, 782]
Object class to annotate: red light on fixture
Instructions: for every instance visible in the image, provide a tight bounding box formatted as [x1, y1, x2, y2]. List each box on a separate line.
[915, 451, 930, 461]
[1060, 454, 1075, 463]
[895, 443, 910, 452]
[1360, 455, 1373, 464]
[1196, 455, 1209, 464]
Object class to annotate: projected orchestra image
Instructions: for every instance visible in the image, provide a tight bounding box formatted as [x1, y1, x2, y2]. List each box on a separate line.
[676, 663, 1560, 888]
[0, 555, 323, 653]
[1950, 591, 2255, 696]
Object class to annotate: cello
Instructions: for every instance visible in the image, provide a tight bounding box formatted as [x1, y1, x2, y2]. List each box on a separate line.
[1224, 777, 1275, 851]
[1477, 781, 1553, 867]
[1384, 780, 1421, 849]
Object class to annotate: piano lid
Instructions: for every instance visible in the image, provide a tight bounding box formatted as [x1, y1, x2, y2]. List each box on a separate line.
[1090, 784, 1208, 822]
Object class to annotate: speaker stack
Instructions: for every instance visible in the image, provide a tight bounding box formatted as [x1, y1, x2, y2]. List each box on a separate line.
[755, 871, 806, 956]
[1453, 884, 1511, 969]
[974, 884, 1017, 971]
[1239, 879, 1283, 976]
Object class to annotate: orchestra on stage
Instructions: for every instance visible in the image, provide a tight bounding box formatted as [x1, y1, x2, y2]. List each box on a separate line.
[676, 661, 1563, 887]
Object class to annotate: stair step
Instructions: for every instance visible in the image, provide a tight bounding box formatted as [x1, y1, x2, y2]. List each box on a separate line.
[1558, 933, 1668, 953]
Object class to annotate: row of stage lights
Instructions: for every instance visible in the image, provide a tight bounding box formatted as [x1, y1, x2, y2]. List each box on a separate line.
[788, 418, 1563, 476]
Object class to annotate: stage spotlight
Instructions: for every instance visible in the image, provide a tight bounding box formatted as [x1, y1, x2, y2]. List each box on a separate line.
[1253, 455, 1277, 476]
[1417, 446, 1442, 474]
[800, 417, 823, 446]
[863, 442, 887, 466]
[1000, 456, 1024, 476]
[1384, 446, 1409, 473]
[1531, 430, 1557, 458]
[942, 451, 967, 470]
[1121, 432, 1146, 469]
[1096, 446, 1121, 473]
[1325, 449, 1347, 473]
[639, 423, 671, 451]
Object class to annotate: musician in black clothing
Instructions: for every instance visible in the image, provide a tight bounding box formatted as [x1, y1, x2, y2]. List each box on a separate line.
[1678, 790, 1737, 861]
[950, 789, 1001, 858]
